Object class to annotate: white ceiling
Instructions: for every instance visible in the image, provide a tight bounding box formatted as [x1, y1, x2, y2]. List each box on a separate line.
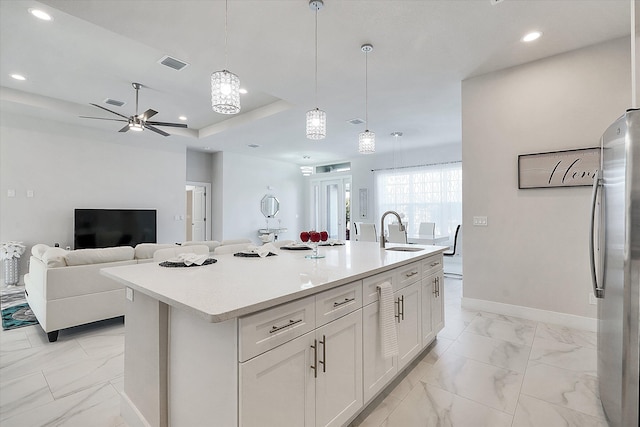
[0, 0, 632, 165]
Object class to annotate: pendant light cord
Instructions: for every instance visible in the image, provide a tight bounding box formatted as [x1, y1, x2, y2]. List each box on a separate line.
[224, 0, 229, 70]
[314, 6, 318, 107]
[365, 49, 369, 128]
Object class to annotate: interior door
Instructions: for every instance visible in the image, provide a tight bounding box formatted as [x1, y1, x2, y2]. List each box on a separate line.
[311, 177, 351, 240]
[191, 186, 206, 241]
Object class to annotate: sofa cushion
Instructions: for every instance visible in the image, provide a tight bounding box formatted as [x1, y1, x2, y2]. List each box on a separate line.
[134, 243, 178, 260]
[42, 247, 69, 268]
[31, 244, 50, 260]
[65, 246, 135, 266]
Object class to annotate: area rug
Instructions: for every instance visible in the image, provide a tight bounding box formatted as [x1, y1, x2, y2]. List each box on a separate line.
[1, 286, 38, 330]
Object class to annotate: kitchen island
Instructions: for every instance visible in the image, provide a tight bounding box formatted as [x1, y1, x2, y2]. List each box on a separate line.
[102, 241, 447, 427]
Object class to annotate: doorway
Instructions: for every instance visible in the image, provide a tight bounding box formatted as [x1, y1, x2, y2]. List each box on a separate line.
[310, 176, 351, 240]
[185, 182, 211, 241]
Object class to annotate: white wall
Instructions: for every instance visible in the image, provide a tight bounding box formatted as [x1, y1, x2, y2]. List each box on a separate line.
[212, 151, 304, 243]
[461, 37, 631, 320]
[0, 113, 187, 283]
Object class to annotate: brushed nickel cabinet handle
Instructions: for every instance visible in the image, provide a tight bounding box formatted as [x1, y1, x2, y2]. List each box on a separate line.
[395, 298, 401, 323]
[405, 271, 418, 278]
[400, 295, 405, 321]
[319, 334, 326, 373]
[269, 318, 303, 334]
[310, 339, 318, 378]
[333, 297, 355, 308]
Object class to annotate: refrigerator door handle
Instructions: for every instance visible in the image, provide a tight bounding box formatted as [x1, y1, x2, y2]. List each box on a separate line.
[589, 171, 604, 298]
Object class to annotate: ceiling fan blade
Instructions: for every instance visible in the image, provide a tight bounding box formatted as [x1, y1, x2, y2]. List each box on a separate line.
[138, 109, 158, 120]
[119, 124, 130, 133]
[79, 116, 128, 122]
[89, 103, 130, 119]
[145, 121, 188, 128]
[144, 124, 170, 137]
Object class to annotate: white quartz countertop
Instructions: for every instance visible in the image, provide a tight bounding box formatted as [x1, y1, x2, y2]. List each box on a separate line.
[101, 241, 447, 323]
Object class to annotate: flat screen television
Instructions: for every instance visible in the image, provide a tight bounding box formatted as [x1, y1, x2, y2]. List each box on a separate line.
[74, 209, 157, 249]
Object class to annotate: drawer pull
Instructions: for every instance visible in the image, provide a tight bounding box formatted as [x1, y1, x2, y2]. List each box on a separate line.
[269, 319, 303, 334]
[430, 262, 440, 267]
[405, 271, 418, 278]
[333, 297, 355, 308]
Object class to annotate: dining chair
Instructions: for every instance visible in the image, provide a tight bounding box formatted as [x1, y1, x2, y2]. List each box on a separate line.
[213, 242, 252, 255]
[358, 223, 377, 242]
[387, 223, 407, 244]
[153, 245, 210, 262]
[418, 222, 436, 236]
[443, 225, 461, 256]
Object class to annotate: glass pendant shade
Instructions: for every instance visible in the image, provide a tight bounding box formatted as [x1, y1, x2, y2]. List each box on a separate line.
[306, 108, 326, 140]
[358, 130, 375, 154]
[211, 69, 241, 114]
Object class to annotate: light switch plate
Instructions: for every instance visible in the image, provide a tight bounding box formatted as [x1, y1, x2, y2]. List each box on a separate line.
[473, 216, 488, 226]
[126, 287, 134, 302]
[7, 189, 15, 197]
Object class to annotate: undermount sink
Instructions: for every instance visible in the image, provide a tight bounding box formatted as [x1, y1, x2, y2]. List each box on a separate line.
[385, 247, 424, 252]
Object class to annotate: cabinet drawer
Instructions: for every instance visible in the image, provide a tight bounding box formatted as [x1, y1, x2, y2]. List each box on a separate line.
[239, 296, 315, 362]
[363, 270, 396, 305]
[396, 261, 422, 289]
[422, 254, 443, 278]
[315, 280, 362, 327]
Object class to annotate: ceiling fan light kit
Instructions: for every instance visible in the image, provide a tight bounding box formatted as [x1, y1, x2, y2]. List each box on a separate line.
[80, 82, 187, 137]
[306, 0, 326, 140]
[211, 0, 241, 115]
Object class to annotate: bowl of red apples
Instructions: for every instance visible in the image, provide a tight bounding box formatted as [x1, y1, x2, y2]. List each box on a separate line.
[300, 230, 328, 258]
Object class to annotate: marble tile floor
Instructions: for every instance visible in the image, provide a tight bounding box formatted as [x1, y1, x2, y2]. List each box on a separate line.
[0, 279, 606, 427]
[350, 277, 606, 427]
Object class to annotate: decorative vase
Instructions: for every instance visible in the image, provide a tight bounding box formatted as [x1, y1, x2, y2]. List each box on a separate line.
[4, 257, 19, 286]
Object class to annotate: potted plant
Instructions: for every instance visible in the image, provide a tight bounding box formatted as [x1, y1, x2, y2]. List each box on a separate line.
[1, 241, 26, 286]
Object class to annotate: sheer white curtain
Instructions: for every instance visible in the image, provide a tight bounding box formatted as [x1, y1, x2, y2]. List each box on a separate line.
[374, 162, 462, 237]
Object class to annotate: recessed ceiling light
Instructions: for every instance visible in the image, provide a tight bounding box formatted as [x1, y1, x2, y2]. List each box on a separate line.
[522, 31, 542, 43]
[10, 74, 26, 81]
[179, 116, 187, 121]
[239, 88, 248, 95]
[28, 8, 52, 21]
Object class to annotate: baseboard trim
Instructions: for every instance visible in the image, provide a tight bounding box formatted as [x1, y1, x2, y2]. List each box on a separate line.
[461, 297, 597, 332]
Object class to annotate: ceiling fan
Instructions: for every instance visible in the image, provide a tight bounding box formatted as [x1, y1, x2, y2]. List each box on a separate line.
[80, 82, 187, 137]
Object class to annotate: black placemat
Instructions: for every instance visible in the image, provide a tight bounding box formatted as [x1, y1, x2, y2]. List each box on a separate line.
[233, 252, 277, 257]
[281, 245, 313, 251]
[159, 258, 217, 267]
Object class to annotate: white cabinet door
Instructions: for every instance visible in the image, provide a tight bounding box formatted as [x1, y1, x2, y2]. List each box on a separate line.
[239, 331, 316, 427]
[431, 272, 445, 335]
[315, 310, 363, 427]
[421, 275, 435, 347]
[362, 301, 397, 403]
[395, 281, 422, 370]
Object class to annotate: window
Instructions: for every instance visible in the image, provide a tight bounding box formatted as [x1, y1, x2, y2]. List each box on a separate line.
[374, 162, 462, 236]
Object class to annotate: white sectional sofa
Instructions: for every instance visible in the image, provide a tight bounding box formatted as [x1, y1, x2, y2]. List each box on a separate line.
[24, 243, 177, 342]
[22, 239, 248, 342]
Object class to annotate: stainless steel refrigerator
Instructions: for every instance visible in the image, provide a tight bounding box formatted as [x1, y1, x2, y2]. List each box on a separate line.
[590, 108, 640, 427]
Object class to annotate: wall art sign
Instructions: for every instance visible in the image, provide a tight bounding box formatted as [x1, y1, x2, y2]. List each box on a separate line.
[518, 147, 600, 189]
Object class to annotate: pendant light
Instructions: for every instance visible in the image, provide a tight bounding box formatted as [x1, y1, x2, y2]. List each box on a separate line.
[211, 0, 240, 114]
[358, 44, 375, 154]
[306, 0, 326, 140]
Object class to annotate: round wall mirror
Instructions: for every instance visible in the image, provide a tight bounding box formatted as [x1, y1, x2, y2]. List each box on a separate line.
[261, 194, 280, 218]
